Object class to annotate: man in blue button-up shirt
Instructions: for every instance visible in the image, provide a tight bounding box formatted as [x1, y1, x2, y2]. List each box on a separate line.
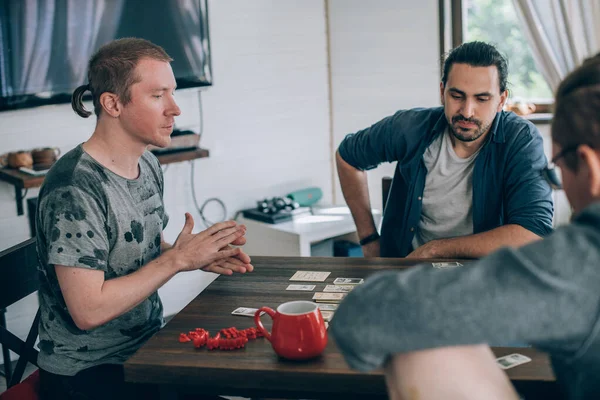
[337, 41, 553, 258]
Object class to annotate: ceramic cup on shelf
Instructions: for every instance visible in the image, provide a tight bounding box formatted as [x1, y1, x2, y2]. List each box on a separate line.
[7, 151, 34, 168]
[254, 300, 328, 360]
[31, 147, 61, 167]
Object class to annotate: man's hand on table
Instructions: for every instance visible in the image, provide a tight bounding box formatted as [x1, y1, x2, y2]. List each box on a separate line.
[361, 240, 380, 257]
[170, 213, 254, 275]
[405, 239, 440, 259]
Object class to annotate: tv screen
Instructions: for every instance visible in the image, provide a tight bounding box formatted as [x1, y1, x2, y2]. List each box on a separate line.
[0, 0, 212, 111]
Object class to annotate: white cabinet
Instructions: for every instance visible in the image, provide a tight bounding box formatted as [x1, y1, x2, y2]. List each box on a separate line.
[238, 206, 382, 257]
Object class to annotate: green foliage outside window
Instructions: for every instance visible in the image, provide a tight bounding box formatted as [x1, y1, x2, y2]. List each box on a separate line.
[465, 0, 553, 101]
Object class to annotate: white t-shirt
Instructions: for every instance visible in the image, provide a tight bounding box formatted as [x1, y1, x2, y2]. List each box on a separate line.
[412, 129, 482, 250]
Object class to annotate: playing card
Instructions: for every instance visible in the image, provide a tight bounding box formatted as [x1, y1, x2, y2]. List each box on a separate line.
[432, 262, 463, 269]
[231, 307, 264, 317]
[312, 292, 346, 302]
[333, 277, 364, 285]
[320, 310, 334, 322]
[286, 284, 316, 291]
[325, 321, 329, 330]
[317, 303, 339, 311]
[496, 353, 532, 370]
[323, 284, 354, 293]
[289, 271, 331, 282]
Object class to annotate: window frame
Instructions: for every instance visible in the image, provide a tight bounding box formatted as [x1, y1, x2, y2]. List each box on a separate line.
[438, 0, 554, 116]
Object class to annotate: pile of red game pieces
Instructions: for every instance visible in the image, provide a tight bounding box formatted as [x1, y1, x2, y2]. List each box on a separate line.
[179, 327, 264, 351]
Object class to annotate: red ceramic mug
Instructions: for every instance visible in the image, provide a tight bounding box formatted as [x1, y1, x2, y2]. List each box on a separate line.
[254, 300, 328, 360]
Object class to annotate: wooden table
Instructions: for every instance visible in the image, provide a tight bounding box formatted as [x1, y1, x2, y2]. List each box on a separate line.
[124, 257, 558, 399]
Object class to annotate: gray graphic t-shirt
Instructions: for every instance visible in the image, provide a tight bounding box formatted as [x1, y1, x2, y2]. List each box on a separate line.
[36, 145, 169, 376]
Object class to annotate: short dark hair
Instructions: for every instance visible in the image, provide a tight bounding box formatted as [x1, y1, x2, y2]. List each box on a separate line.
[71, 38, 172, 118]
[441, 41, 509, 93]
[552, 53, 600, 171]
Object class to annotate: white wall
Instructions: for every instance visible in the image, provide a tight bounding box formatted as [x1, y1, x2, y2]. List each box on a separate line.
[328, 0, 441, 208]
[1, 0, 442, 365]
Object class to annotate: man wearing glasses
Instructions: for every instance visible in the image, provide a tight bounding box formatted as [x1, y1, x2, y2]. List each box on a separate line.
[332, 53, 600, 399]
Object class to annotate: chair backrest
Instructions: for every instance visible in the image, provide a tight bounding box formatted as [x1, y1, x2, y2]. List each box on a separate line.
[0, 238, 40, 389]
[382, 176, 393, 212]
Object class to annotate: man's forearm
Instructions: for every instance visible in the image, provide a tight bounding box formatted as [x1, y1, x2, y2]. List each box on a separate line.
[336, 151, 378, 238]
[421, 224, 541, 259]
[60, 250, 183, 330]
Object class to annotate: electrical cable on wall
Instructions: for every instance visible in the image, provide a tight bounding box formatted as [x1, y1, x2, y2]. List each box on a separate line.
[190, 160, 227, 228]
[189, 90, 227, 228]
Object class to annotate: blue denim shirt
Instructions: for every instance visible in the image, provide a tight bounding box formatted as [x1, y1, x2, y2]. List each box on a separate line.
[338, 107, 554, 257]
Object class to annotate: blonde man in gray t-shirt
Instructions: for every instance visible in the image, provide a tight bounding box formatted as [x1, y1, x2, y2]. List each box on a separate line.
[37, 39, 251, 400]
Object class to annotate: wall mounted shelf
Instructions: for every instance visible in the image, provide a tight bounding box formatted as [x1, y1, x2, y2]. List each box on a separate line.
[0, 147, 209, 216]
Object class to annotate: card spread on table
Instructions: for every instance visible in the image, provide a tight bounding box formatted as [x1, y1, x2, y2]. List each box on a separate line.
[323, 284, 355, 293]
[289, 271, 331, 282]
[312, 292, 346, 302]
[317, 303, 339, 311]
[333, 277, 364, 285]
[231, 307, 264, 317]
[496, 353, 532, 370]
[286, 284, 316, 291]
[432, 262, 463, 269]
[320, 310, 334, 322]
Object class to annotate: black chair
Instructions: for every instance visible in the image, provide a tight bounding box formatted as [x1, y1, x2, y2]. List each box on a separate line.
[0, 237, 41, 393]
[26, 198, 38, 238]
[382, 176, 393, 212]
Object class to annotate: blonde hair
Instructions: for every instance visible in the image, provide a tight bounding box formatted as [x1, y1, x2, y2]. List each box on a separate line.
[71, 38, 172, 118]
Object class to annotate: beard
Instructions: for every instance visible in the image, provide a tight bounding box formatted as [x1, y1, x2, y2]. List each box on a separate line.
[449, 115, 491, 142]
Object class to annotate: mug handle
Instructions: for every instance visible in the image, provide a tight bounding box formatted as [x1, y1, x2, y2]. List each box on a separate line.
[254, 307, 276, 342]
[54, 147, 61, 157]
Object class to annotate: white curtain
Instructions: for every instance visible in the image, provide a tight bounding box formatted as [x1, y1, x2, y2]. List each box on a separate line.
[1, 0, 56, 96]
[64, 0, 125, 85]
[512, 0, 600, 92]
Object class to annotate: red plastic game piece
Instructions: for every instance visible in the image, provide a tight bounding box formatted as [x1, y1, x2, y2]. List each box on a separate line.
[179, 333, 191, 343]
[192, 330, 208, 348]
[180, 326, 260, 351]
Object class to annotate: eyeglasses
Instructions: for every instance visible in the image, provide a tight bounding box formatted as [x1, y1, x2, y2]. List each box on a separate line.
[543, 144, 581, 190]
[551, 144, 580, 165]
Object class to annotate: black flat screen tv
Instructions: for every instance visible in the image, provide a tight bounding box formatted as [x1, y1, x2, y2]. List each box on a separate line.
[0, 0, 212, 112]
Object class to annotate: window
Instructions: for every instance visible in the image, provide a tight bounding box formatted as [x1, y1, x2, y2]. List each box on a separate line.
[464, 0, 553, 104]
